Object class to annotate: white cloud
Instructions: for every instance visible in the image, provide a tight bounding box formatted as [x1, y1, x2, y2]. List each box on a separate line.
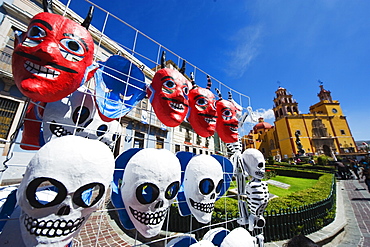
[225, 25, 262, 78]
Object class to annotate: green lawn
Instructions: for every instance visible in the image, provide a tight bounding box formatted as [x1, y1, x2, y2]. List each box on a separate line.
[268, 176, 319, 197]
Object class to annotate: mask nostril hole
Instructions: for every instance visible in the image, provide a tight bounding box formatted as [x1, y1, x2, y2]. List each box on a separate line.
[56, 206, 70, 216]
[154, 200, 164, 209]
[210, 193, 215, 200]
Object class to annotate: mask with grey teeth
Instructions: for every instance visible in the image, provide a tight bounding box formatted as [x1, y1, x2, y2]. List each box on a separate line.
[189, 198, 214, 213]
[170, 102, 185, 112]
[49, 121, 73, 137]
[24, 61, 60, 78]
[205, 118, 216, 124]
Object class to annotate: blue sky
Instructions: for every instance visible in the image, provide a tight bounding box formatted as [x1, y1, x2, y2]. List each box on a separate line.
[60, 0, 370, 141]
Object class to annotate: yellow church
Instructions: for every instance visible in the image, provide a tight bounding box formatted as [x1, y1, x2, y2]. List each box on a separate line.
[243, 85, 357, 159]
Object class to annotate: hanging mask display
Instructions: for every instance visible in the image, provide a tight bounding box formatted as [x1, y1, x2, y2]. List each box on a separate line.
[147, 51, 192, 127]
[93, 55, 147, 121]
[112, 148, 181, 238]
[12, 0, 95, 102]
[219, 227, 256, 247]
[202, 227, 230, 246]
[176, 152, 233, 224]
[16, 135, 115, 247]
[166, 235, 198, 247]
[188, 75, 217, 138]
[215, 89, 239, 143]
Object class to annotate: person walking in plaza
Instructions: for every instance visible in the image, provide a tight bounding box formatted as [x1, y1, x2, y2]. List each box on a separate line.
[349, 159, 360, 179]
[362, 163, 370, 192]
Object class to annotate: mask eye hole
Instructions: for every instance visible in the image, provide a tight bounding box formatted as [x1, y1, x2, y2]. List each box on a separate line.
[183, 86, 189, 95]
[216, 179, 224, 194]
[27, 26, 46, 39]
[257, 162, 264, 168]
[73, 183, 105, 208]
[199, 178, 215, 195]
[162, 80, 176, 94]
[136, 183, 159, 204]
[165, 181, 180, 200]
[72, 106, 90, 125]
[196, 97, 208, 107]
[26, 177, 67, 208]
[60, 38, 85, 55]
[97, 125, 108, 137]
[222, 108, 232, 120]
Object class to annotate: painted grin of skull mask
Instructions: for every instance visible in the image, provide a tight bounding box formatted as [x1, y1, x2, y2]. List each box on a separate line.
[12, 11, 94, 102]
[148, 68, 191, 127]
[16, 136, 115, 246]
[120, 148, 181, 238]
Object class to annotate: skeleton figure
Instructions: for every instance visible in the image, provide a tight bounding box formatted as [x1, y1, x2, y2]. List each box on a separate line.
[147, 51, 192, 127]
[242, 148, 269, 234]
[215, 89, 239, 143]
[118, 148, 181, 238]
[188, 75, 217, 138]
[16, 135, 115, 246]
[43, 87, 122, 149]
[12, 0, 95, 102]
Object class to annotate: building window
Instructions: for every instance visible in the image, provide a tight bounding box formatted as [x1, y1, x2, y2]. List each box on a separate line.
[133, 131, 144, 148]
[199, 149, 202, 154]
[0, 97, 19, 142]
[185, 146, 189, 152]
[156, 137, 164, 149]
[340, 130, 345, 135]
[193, 148, 196, 154]
[175, 144, 180, 152]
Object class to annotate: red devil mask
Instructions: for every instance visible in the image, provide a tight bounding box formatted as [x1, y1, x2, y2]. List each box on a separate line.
[12, 10, 94, 102]
[188, 75, 217, 137]
[215, 89, 239, 143]
[148, 54, 191, 127]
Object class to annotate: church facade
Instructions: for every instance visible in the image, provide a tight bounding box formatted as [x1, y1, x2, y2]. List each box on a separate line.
[244, 85, 357, 159]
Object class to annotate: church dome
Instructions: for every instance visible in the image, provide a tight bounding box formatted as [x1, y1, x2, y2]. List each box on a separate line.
[253, 117, 273, 133]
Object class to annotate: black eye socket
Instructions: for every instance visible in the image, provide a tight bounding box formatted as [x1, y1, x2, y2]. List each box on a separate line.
[72, 106, 90, 124]
[165, 181, 180, 200]
[199, 178, 215, 195]
[28, 26, 46, 39]
[164, 80, 175, 89]
[73, 183, 105, 208]
[136, 183, 159, 204]
[257, 162, 264, 168]
[223, 110, 232, 117]
[183, 86, 189, 95]
[26, 177, 67, 208]
[97, 125, 108, 137]
[67, 40, 79, 51]
[216, 179, 224, 194]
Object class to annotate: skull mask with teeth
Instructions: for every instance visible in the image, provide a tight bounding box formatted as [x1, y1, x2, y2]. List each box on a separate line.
[12, 4, 95, 102]
[120, 148, 181, 238]
[183, 154, 224, 224]
[16, 135, 115, 246]
[242, 148, 266, 180]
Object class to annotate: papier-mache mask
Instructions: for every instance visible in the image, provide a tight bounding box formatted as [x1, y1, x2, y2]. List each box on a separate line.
[220, 227, 256, 247]
[188, 75, 217, 138]
[12, 1, 95, 102]
[242, 148, 265, 180]
[112, 148, 181, 238]
[43, 86, 121, 149]
[176, 152, 233, 224]
[215, 89, 239, 143]
[93, 55, 147, 121]
[147, 51, 192, 127]
[16, 135, 115, 247]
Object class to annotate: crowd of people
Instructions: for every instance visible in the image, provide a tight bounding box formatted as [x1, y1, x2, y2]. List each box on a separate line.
[334, 157, 370, 192]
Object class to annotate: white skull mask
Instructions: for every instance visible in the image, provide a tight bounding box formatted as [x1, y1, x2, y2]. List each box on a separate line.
[43, 87, 96, 142]
[16, 136, 115, 247]
[242, 148, 265, 180]
[183, 154, 223, 224]
[120, 148, 181, 238]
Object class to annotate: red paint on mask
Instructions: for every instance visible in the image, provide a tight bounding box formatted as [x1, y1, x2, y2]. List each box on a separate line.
[12, 12, 94, 102]
[148, 68, 191, 127]
[215, 99, 239, 143]
[188, 86, 217, 137]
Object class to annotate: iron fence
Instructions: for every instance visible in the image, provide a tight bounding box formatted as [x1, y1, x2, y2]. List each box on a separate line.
[164, 177, 336, 242]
